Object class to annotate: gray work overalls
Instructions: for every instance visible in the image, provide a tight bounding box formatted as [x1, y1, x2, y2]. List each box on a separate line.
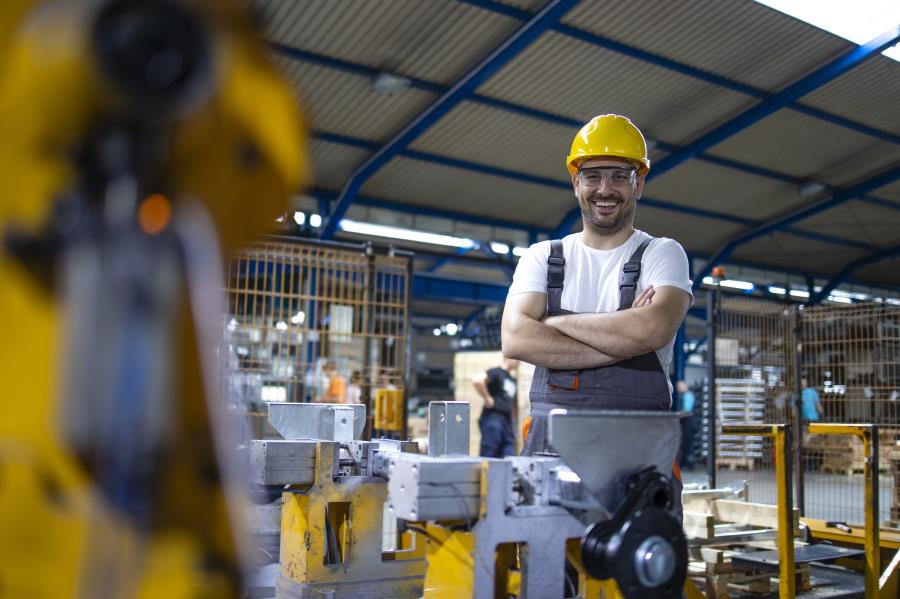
[522, 237, 683, 516]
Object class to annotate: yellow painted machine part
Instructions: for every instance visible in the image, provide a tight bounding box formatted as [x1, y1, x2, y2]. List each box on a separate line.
[0, 1, 307, 597]
[809, 424, 880, 598]
[279, 443, 425, 590]
[422, 525, 477, 599]
[803, 518, 900, 552]
[879, 549, 900, 598]
[374, 389, 405, 432]
[721, 424, 795, 599]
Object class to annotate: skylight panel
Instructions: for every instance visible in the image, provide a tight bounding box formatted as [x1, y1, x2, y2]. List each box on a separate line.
[754, 0, 900, 62]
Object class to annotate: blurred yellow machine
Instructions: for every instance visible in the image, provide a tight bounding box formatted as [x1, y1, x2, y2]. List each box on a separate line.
[0, 1, 307, 597]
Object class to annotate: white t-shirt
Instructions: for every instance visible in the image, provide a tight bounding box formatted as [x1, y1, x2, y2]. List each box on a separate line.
[508, 230, 693, 395]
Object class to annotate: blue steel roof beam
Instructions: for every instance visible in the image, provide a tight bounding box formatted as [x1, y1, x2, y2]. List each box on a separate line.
[426, 245, 899, 294]
[313, 131, 877, 253]
[319, 0, 580, 240]
[413, 272, 510, 304]
[278, 46, 900, 215]
[426, 246, 477, 274]
[809, 243, 900, 304]
[311, 187, 552, 238]
[696, 162, 900, 289]
[649, 25, 900, 180]
[455, 0, 900, 146]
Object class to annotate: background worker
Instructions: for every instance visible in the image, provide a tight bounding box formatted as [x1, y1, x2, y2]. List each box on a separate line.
[801, 376, 824, 422]
[677, 380, 697, 469]
[501, 114, 692, 513]
[319, 361, 346, 403]
[473, 358, 519, 457]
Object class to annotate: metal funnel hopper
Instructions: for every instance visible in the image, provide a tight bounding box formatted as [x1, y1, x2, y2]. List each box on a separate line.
[548, 410, 682, 512]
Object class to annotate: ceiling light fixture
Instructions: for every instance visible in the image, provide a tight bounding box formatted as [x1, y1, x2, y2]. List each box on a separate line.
[339, 219, 475, 249]
[372, 72, 412, 95]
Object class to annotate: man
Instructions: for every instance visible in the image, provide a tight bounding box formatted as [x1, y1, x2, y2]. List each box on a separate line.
[677, 380, 697, 469]
[318, 361, 346, 403]
[501, 114, 692, 508]
[473, 358, 519, 457]
[801, 377, 823, 422]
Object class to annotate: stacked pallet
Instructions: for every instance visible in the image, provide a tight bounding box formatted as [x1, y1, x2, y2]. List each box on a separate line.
[815, 429, 896, 476]
[684, 491, 807, 598]
[716, 378, 766, 471]
[692, 544, 811, 598]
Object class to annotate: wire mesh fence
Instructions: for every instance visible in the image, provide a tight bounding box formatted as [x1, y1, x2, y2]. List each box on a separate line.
[799, 303, 898, 524]
[705, 295, 899, 524]
[222, 239, 411, 440]
[707, 297, 796, 507]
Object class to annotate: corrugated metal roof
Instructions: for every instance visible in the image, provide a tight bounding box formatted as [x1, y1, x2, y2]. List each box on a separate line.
[494, 0, 546, 10]
[477, 31, 758, 145]
[260, 0, 519, 84]
[634, 205, 744, 257]
[562, 0, 853, 92]
[706, 108, 899, 180]
[854, 259, 900, 287]
[251, 0, 900, 300]
[794, 200, 900, 247]
[410, 100, 575, 183]
[648, 159, 804, 221]
[275, 57, 437, 142]
[733, 232, 867, 276]
[387, 100, 669, 173]
[873, 180, 900, 202]
[363, 156, 571, 226]
[801, 55, 900, 137]
[308, 139, 370, 189]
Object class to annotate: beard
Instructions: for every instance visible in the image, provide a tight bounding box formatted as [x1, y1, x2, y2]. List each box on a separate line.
[578, 190, 635, 236]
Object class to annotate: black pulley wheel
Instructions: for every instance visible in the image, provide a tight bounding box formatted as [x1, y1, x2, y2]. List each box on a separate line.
[610, 508, 687, 599]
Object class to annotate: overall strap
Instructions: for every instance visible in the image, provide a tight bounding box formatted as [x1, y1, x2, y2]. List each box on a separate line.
[547, 240, 565, 314]
[618, 238, 653, 311]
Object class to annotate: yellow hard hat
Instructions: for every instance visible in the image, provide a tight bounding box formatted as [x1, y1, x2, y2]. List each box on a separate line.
[565, 114, 650, 176]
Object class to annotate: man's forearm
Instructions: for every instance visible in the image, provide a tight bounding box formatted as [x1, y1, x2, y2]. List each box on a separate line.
[502, 318, 621, 369]
[543, 308, 660, 359]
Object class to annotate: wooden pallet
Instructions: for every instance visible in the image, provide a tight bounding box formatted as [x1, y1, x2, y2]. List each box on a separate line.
[692, 544, 810, 599]
[819, 461, 891, 476]
[717, 457, 756, 471]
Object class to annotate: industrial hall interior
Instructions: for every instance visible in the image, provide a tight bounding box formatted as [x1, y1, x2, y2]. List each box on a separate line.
[3, 0, 900, 598]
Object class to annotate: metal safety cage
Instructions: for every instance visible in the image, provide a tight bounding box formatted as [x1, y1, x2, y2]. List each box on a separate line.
[705, 294, 900, 526]
[704, 295, 797, 507]
[221, 237, 412, 440]
[798, 303, 899, 525]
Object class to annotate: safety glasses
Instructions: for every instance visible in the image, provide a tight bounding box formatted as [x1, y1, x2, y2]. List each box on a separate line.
[578, 166, 636, 188]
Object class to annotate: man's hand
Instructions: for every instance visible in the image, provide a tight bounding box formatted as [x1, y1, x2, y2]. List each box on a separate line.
[633, 285, 655, 308]
[543, 286, 691, 358]
[502, 292, 623, 369]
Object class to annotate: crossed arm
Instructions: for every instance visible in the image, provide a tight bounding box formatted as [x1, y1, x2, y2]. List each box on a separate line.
[501, 285, 691, 370]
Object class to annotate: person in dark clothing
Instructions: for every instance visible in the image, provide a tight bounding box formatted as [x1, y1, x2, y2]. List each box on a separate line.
[676, 380, 696, 469]
[473, 358, 519, 457]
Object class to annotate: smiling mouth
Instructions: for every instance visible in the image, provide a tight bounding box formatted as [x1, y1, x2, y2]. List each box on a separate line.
[591, 199, 619, 208]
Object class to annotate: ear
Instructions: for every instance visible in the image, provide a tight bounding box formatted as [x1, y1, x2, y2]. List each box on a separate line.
[571, 170, 579, 196]
[634, 174, 645, 200]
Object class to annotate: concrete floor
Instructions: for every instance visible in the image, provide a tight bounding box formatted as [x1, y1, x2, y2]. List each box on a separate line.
[682, 466, 893, 524]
